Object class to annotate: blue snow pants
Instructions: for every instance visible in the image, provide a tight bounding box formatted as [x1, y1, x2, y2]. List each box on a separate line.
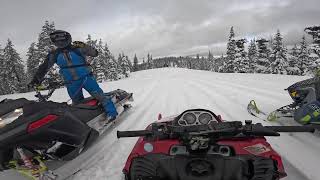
[66, 75, 118, 118]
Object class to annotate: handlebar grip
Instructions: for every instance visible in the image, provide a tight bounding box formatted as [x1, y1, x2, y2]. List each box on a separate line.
[117, 130, 152, 138]
[266, 126, 315, 133]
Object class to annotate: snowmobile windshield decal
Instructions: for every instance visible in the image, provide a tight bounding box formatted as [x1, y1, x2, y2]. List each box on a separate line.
[243, 143, 271, 155]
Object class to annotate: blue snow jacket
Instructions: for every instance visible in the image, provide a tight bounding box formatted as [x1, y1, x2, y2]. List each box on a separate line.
[32, 44, 98, 83]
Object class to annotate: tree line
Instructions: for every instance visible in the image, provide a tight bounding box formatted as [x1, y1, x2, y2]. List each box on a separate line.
[134, 26, 320, 76]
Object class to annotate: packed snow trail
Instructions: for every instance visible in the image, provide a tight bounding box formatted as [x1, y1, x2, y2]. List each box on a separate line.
[1, 68, 319, 180]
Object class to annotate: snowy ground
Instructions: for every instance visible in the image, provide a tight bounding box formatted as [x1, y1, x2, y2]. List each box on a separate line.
[1, 68, 320, 180]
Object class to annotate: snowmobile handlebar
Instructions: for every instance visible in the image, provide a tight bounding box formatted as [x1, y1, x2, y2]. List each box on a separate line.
[116, 122, 316, 139]
[265, 125, 315, 133]
[117, 130, 152, 138]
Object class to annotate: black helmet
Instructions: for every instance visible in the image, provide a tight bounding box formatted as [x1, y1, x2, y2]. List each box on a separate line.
[49, 30, 72, 48]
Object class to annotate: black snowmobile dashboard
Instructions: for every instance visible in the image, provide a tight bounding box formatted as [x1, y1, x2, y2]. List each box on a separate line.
[175, 109, 219, 126]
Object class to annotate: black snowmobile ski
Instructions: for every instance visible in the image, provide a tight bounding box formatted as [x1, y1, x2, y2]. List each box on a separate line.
[0, 86, 133, 180]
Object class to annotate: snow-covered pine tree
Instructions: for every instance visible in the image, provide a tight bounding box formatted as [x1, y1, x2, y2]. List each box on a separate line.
[248, 39, 258, 73]
[117, 53, 124, 77]
[256, 38, 270, 73]
[26, 42, 38, 83]
[195, 54, 201, 70]
[126, 56, 133, 72]
[94, 39, 106, 82]
[108, 59, 119, 81]
[207, 51, 215, 71]
[117, 53, 130, 78]
[234, 38, 248, 73]
[34, 21, 60, 84]
[133, 54, 139, 72]
[200, 56, 207, 70]
[298, 35, 311, 75]
[2, 39, 26, 94]
[305, 26, 320, 75]
[0, 44, 5, 94]
[101, 42, 114, 79]
[269, 30, 288, 74]
[150, 54, 154, 69]
[287, 44, 300, 75]
[147, 53, 154, 69]
[290, 44, 299, 57]
[223, 26, 236, 73]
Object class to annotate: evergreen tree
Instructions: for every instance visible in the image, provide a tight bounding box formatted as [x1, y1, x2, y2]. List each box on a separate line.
[207, 51, 215, 71]
[269, 30, 288, 74]
[117, 53, 123, 76]
[133, 54, 139, 72]
[305, 26, 320, 75]
[290, 44, 299, 57]
[234, 38, 248, 73]
[298, 35, 311, 75]
[34, 21, 60, 83]
[101, 42, 115, 79]
[200, 56, 208, 70]
[224, 26, 236, 72]
[2, 39, 26, 94]
[248, 39, 258, 73]
[147, 53, 154, 69]
[126, 56, 133, 72]
[94, 39, 106, 82]
[26, 42, 38, 82]
[108, 59, 119, 81]
[287, 44, 300, 75]
[256, 38, 270, 73]
[117, 53, 130, 78]
[195, 54, 202, 70]
[0, 44, 5, 94]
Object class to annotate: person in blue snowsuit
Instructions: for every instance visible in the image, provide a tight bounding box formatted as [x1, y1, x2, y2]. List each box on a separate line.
[30, 30, 118, 119]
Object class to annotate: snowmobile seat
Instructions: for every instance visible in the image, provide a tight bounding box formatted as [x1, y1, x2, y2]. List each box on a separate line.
[72, 99, 100, 110]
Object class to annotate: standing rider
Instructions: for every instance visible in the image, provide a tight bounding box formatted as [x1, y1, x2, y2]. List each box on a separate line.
[29, 30, 118, 120]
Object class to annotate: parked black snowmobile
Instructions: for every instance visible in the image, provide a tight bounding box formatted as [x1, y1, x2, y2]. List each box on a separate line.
[247, 76, 320, 125]
[0, 82, 133, 180]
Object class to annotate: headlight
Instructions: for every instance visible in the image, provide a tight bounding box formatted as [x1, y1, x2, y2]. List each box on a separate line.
[0, 108, 23, 128]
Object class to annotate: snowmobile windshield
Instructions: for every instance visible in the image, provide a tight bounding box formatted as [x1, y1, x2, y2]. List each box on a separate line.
[0, 108, 23, 128]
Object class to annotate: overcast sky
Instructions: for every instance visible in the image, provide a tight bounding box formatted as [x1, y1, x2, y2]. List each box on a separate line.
[0, 0, 319, 61]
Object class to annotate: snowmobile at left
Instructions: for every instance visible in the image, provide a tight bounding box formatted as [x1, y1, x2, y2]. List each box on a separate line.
[0, 81, 133, 180]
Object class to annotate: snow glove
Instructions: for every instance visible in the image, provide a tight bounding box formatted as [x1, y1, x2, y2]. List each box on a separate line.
[28, 77, 42, 89]
[103, 98, 118, 120]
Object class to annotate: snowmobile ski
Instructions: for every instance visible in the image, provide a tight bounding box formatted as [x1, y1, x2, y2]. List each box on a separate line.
[247, 100, 294, 122]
